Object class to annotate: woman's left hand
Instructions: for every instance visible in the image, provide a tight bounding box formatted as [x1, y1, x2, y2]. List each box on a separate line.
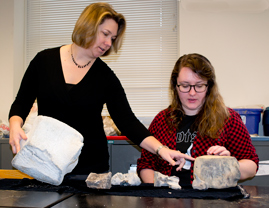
[207, 145, 231, 156]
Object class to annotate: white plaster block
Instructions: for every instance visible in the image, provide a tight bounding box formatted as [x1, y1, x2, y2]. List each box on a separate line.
[12, 116, 84, 185]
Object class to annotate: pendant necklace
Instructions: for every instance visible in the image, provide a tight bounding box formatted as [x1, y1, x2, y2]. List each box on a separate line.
[71, 44, 91, 68]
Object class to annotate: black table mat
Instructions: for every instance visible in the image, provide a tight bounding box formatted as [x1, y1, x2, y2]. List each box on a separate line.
[0, 179, 249, 200]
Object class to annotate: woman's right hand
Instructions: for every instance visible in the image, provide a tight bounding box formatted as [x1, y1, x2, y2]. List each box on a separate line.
[207, 145, 231, 156]
[9, 116, 27, 154]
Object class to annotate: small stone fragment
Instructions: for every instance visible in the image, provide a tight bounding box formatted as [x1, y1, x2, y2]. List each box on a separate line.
[111, 172, 126, 185]
[154, 171, 181, 190]
[127, 172, 141, 186]
[86, 172, 112, 189]
[154, 171, 168, 187]
[111, 172, 141, 186]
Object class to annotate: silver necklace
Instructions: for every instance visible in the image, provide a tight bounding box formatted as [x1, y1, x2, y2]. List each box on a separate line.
[71, 44, 91, 68]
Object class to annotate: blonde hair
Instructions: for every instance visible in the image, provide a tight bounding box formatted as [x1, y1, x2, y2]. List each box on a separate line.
[168, 53, 230, 138]
[72, 2, 126, 56]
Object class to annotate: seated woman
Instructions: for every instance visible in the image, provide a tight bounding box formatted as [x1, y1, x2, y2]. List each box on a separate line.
[137, 53, 259, 187]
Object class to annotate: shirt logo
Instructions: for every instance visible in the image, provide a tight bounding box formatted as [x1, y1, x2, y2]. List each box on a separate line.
[176, 129, 197, 143]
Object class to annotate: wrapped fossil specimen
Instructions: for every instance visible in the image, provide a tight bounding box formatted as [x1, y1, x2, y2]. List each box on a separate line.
[192, 155, 241, 190]
[12, 116, 84, 186]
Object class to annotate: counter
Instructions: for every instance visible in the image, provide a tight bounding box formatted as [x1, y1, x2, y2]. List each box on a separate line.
[0, 185, 268, 208]
[0, 138, 14, 169]
[1, 136, 269, 186]
[53, 185, 269, 208]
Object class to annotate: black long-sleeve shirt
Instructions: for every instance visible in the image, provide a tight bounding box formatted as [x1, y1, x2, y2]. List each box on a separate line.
[9, 47, 151, 175]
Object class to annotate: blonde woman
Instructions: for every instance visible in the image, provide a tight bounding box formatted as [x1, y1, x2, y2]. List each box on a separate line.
[9, 3, 193, 182]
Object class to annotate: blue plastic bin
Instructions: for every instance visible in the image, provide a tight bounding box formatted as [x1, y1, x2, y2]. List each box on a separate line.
[233, 108, 263, 135]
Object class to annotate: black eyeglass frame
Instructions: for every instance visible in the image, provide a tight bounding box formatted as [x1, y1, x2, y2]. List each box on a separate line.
[176, 84, 208, 93]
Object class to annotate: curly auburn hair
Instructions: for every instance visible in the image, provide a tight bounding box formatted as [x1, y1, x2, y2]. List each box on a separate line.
[167, 53, 230, 138]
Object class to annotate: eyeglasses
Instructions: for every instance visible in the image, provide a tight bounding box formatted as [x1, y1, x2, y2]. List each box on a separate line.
[177, 84, 208, 93]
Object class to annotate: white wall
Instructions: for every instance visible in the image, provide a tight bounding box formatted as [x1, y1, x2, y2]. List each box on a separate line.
[0, 0, 24, 122]
[179, 0, 269, 109]
[0, 0, 15, 122]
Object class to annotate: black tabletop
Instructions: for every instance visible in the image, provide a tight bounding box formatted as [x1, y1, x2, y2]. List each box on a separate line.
[51, 185, 269, 208]
[0, 190, 73, 208]
[0, 179, 269, 208]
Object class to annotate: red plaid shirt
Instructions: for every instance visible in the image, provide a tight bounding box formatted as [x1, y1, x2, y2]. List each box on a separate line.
[137, 108, 259, 183]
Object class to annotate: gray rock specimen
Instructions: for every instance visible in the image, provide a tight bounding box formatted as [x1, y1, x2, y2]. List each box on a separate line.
[111, 172, 127, 185]
[86, 172, 112, 189]
[192, 155, 241, 190]
[111, 172, 141, 186]
[12, 116, 84, 186]
[127, 172, 142, 186]
[154, 171, 181, 190]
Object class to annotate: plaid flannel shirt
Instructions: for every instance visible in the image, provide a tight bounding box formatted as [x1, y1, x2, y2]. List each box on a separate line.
[137, 108, 259, 183]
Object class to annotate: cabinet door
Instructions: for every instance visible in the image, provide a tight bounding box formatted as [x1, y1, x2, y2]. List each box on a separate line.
[0, 139, 14, 169]
[110, 140, 141, 175]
